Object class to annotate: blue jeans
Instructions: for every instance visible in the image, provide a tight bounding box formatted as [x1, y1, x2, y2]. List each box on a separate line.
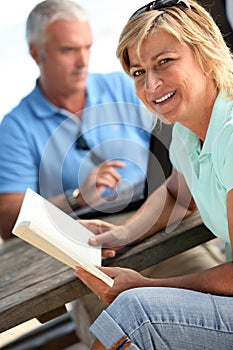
[90, 287, 233, 349]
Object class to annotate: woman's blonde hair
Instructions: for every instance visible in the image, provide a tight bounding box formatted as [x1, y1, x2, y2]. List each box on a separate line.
[116, 0, 233, 99]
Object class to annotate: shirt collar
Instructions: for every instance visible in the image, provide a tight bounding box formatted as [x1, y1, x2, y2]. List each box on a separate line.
[28, 77, 102, 119]
[27, 80, 61, 119]
[85, 74, 104, 107]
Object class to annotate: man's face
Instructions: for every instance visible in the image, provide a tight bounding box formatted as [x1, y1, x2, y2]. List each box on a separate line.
[36, 19, 93, 96]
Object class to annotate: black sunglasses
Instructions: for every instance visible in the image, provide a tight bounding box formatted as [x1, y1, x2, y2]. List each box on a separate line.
[129, 0, 191, 21]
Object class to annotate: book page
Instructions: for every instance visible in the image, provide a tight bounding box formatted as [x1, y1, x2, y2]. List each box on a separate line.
[14, 223, 114, 286]
[13, 188, 101, 266]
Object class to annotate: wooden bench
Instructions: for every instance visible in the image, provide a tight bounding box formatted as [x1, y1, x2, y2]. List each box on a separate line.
[0, 211, 215, 348]
[1, 313, 78, 350]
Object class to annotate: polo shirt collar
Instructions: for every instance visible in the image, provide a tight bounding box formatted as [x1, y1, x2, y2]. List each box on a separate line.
[85, 74, 105, 107]
[28, 77, 102, 119]
[28, 80, 61, 119]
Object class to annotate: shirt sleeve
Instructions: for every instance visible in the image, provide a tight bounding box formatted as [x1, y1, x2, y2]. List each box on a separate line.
[0, 113, 39, 193]
[213, 121, 233, 192]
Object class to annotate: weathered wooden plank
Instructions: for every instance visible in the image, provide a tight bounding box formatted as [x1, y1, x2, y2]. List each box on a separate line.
[104, 211, 215, 271]
[0, 275, 91, 332]
[0, 244, 70, 300]
[0, 211, 215, 332]
[1, 312, 79, 350]
[0, 240, 92, 331]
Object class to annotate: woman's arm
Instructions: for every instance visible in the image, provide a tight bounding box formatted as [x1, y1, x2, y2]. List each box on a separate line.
[75, 261, 233, 304]
[87, 168, 197, 248]
[227, 188, 233, 260]
[76, 185, 233, 303]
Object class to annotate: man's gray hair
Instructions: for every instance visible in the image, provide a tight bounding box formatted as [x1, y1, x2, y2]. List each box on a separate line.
[26, 0, 88, 47]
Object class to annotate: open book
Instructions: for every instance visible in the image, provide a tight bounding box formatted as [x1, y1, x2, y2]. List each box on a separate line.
[13, 188, 113, 287]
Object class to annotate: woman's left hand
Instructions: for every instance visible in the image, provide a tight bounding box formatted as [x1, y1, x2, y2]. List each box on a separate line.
[75, 266, 146, 304]
[78, 219, 123, 258]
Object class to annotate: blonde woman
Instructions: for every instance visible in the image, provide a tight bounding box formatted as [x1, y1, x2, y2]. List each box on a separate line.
[76, 1, 233, 348]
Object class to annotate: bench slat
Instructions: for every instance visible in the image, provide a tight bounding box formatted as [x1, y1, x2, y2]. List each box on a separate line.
[0, 211, 214, 332]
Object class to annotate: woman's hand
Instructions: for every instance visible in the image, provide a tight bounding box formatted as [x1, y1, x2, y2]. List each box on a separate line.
[88, 224, 132, 248]
[79, 219, 133, 251]
[79, 219, 124, 257]
[79, 218, 116, 235]
[75, 266, 147, 304]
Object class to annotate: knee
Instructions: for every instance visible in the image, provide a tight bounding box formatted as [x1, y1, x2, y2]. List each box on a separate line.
[114, 288, 140, 306]
[107, 288, 148, 320]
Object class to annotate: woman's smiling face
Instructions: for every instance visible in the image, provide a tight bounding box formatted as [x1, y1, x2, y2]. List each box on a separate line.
[128, 30, 210, 126]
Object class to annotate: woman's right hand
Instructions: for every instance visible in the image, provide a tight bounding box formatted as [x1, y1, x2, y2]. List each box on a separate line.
[75, 266, 147, 304]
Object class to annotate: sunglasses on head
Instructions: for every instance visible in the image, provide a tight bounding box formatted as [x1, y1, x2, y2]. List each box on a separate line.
[129, 0, 191, 21]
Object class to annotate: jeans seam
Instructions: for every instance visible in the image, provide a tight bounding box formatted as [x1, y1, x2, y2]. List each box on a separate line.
[129, 320, 233, 337]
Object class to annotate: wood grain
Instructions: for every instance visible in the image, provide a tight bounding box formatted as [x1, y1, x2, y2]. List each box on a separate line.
[0, 211, 214, 332]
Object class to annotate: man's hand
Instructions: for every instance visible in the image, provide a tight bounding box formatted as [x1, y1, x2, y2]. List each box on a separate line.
[79, 160, 125, 207]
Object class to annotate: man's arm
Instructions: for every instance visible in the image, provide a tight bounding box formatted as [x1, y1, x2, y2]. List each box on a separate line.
[0, 191, 79, 241]
[0, 160, 125, 241]
[0, 193, 24, 240]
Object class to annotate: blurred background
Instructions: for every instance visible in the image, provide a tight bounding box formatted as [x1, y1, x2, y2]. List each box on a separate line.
[0, 0, 232, 121]
[0, 1, 232, 348]
[0, 0, 146, 121]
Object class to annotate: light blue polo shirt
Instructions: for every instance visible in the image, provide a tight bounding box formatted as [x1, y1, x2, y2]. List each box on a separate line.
[170, 93, 233, 258]
[0, 72, 152, 198]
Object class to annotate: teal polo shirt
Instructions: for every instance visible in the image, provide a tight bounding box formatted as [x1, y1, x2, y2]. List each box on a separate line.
[170, 93, 233, 259]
